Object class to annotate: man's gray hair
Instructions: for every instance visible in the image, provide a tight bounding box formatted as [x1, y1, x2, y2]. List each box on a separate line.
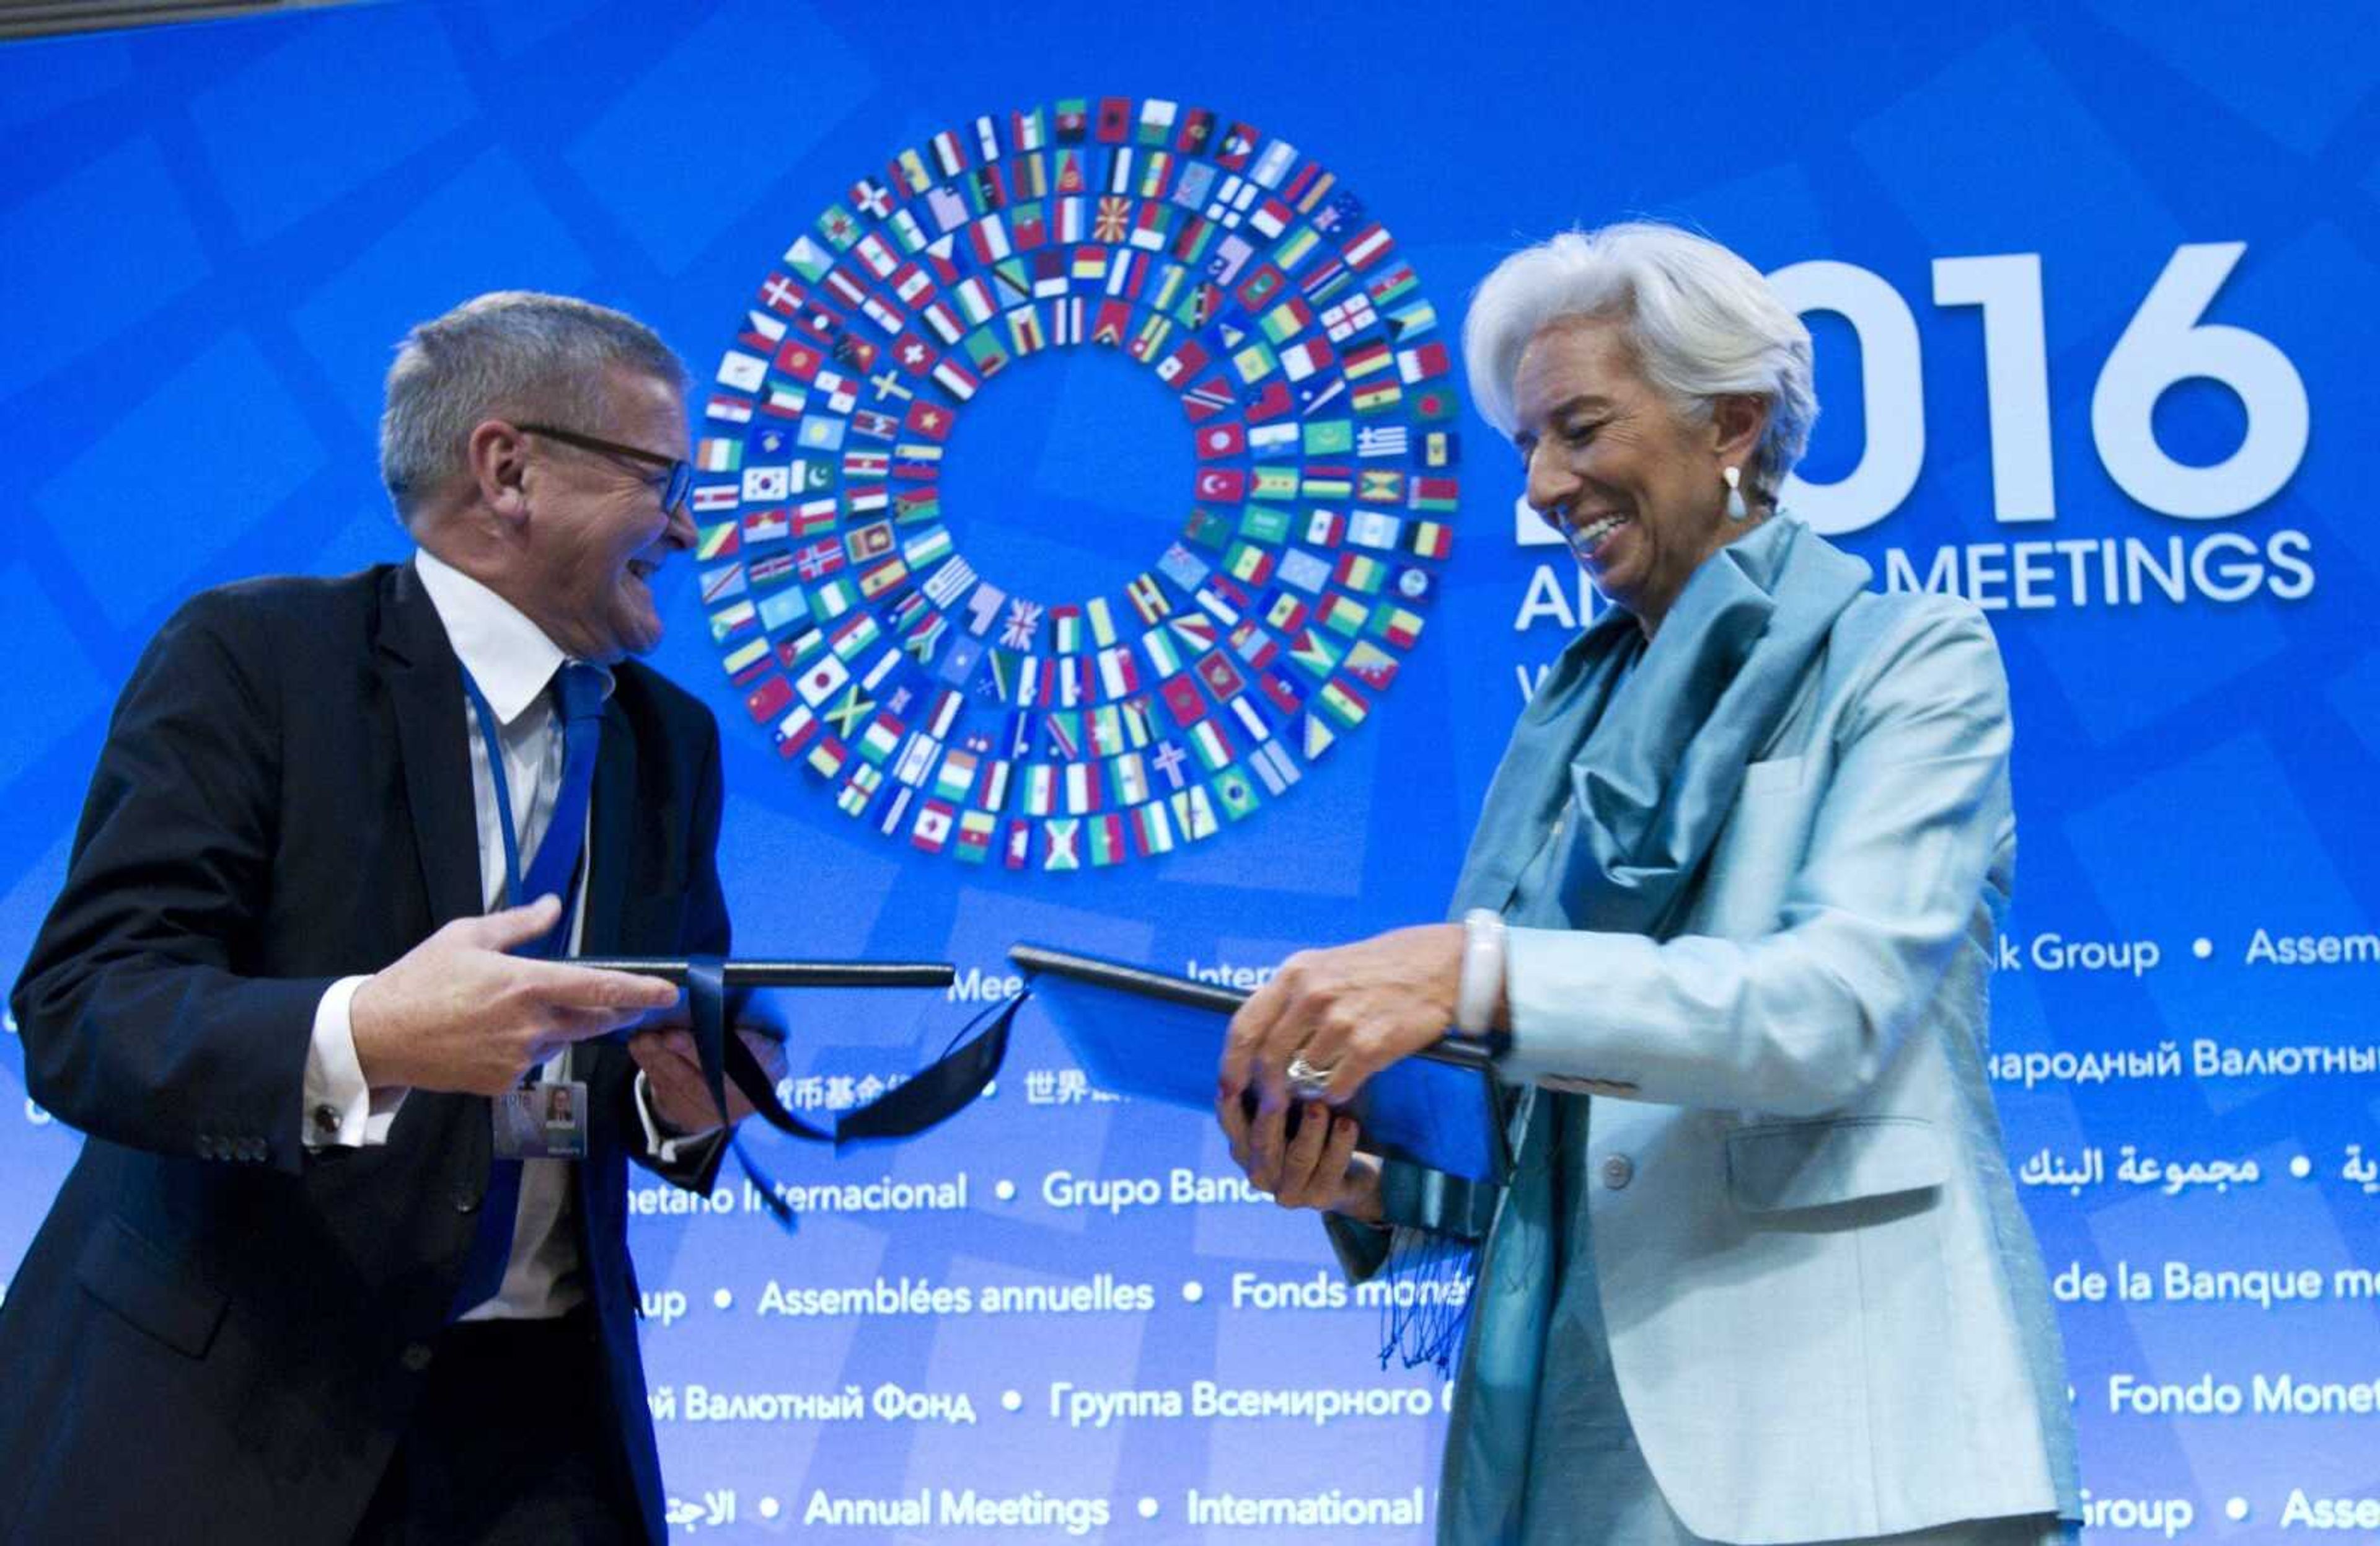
[1461, 222, 1816, 498]
[379, 291, 688, 521]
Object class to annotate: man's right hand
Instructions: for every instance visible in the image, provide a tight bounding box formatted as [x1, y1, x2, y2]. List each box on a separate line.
[348, 895, 679, 1095]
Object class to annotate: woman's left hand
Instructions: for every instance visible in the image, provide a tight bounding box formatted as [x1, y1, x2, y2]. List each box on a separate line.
[1219, 923, 1464, 1110]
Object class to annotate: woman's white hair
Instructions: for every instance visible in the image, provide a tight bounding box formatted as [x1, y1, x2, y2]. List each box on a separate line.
[379, 291, 687, 521]
[1461, 221, 1816, 498]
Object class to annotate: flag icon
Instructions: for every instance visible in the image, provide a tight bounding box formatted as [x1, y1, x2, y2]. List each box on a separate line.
[1316, 679, 1369, 728]
[1397, 341, 1452, 383]
[1189, 718, 1233, 771]
[954, 810, 997, 864]
[743, 674, 793, 724]
[1126, 573, 1171, 625]
[700, 563, 747, 606]
[1194, 469, 1247, 503]
[1197, 421, 1246, 459]
[1343, 639, 1401, 689]
[1212, 768, 1259, 821]
[723, 638, 771, 685]
[1372, 605, 1424, 649]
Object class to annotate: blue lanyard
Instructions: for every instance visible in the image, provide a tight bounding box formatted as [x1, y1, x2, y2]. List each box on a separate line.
[457, 665, 578, 917]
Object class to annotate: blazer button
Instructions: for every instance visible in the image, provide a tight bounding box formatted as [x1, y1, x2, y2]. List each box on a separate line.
[454, 1188, 481, 1215]
[196, 1135, 219, 1161]
[1600, 1154, 1634, 1190]
[401, 1342, 434, 1374]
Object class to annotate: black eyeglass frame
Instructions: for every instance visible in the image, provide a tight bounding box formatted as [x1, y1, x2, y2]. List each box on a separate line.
[515, 422, 694, 516]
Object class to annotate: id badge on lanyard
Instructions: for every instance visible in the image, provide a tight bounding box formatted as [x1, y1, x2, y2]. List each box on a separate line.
[461, 666, 590, 1160]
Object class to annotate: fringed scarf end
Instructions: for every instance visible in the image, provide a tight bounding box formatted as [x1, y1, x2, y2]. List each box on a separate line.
[1375, 1224, 1478, 1376]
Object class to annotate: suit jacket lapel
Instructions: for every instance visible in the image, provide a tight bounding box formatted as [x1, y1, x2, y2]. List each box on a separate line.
[376, 562, 483, 929]
[581, 700, 636, 955]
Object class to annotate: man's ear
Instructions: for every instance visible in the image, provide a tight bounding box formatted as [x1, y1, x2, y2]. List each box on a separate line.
[465, 418, 532, 528]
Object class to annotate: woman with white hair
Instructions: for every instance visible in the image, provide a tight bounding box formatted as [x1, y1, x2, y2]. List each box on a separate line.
[1217, 223, 2081, 1544]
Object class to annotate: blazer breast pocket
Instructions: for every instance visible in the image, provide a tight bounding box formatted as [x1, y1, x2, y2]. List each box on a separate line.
[74, 1216, 228, 1358]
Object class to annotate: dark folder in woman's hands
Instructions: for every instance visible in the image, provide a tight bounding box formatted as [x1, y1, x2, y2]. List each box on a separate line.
[1008, 943, 1510, 1184]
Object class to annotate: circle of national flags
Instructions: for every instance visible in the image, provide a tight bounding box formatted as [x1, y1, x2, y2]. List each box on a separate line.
[692, 94, 1461, 872]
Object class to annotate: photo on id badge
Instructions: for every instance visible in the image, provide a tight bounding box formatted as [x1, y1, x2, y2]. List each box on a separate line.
[495, 1080, 588, 1159]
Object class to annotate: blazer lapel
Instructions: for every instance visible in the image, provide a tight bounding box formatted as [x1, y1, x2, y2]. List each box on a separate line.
[374, 562, 483, 929]
[581, 701, 637, 955]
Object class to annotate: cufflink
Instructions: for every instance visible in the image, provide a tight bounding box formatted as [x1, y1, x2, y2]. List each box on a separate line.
[311, 1103, 342, 1137]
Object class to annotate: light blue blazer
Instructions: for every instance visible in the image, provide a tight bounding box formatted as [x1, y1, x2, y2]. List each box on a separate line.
[1439, 590, 2079, 1543]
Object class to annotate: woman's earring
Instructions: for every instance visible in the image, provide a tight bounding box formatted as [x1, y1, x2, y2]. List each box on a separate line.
[1723, 464, 1750, 521]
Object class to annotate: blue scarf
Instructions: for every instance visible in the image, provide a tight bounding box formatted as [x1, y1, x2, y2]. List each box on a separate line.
[1451, 512, 1872, 925]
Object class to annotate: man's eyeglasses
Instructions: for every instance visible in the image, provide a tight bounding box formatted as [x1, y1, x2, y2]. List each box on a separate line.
[516, 423, 693, 517]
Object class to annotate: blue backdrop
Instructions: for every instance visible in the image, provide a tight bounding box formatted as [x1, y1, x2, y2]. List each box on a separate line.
[2, 0, 2375, 1537]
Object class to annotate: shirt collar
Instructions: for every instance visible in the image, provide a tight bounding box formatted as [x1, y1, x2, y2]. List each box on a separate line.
[412, 549, 612, 726]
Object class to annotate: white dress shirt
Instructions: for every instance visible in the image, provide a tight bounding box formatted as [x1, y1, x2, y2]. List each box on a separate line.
[301, 548, 702, 1320]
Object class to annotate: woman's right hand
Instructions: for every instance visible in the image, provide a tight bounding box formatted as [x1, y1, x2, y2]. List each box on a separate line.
[1217, 1094, 1385, 1224]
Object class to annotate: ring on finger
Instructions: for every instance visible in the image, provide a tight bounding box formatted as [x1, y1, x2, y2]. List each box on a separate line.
[1285, 1051, 1336, 1102]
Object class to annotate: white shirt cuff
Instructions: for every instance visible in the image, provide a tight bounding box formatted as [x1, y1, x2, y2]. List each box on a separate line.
[634, 1069, 722, 1165]
[303, 974, 409, 1148]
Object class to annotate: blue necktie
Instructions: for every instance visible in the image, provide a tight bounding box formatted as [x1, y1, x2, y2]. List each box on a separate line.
[449, 661, 606, 1319]
[518, 661, 605, 957]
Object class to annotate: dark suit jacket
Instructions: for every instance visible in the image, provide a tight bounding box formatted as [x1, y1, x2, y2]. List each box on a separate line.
[0, 562, 729, 1544]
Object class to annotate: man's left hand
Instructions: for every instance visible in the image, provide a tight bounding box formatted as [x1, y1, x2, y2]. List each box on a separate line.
[1219, 923, 1463, 1110]
[629, 1025, 790, 1136]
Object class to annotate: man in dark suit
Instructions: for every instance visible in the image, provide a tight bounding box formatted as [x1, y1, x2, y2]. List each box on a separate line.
[1, 292, 771, 1544]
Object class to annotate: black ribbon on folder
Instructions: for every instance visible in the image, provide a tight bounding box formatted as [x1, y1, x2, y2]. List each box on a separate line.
[682, 958, 1025, 1226]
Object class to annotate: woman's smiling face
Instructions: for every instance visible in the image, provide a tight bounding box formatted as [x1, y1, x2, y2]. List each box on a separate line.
[1510, 316, 1755, 634]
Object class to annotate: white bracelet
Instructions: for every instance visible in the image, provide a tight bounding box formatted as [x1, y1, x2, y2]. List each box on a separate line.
[1455, 908, 1506, 1036]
